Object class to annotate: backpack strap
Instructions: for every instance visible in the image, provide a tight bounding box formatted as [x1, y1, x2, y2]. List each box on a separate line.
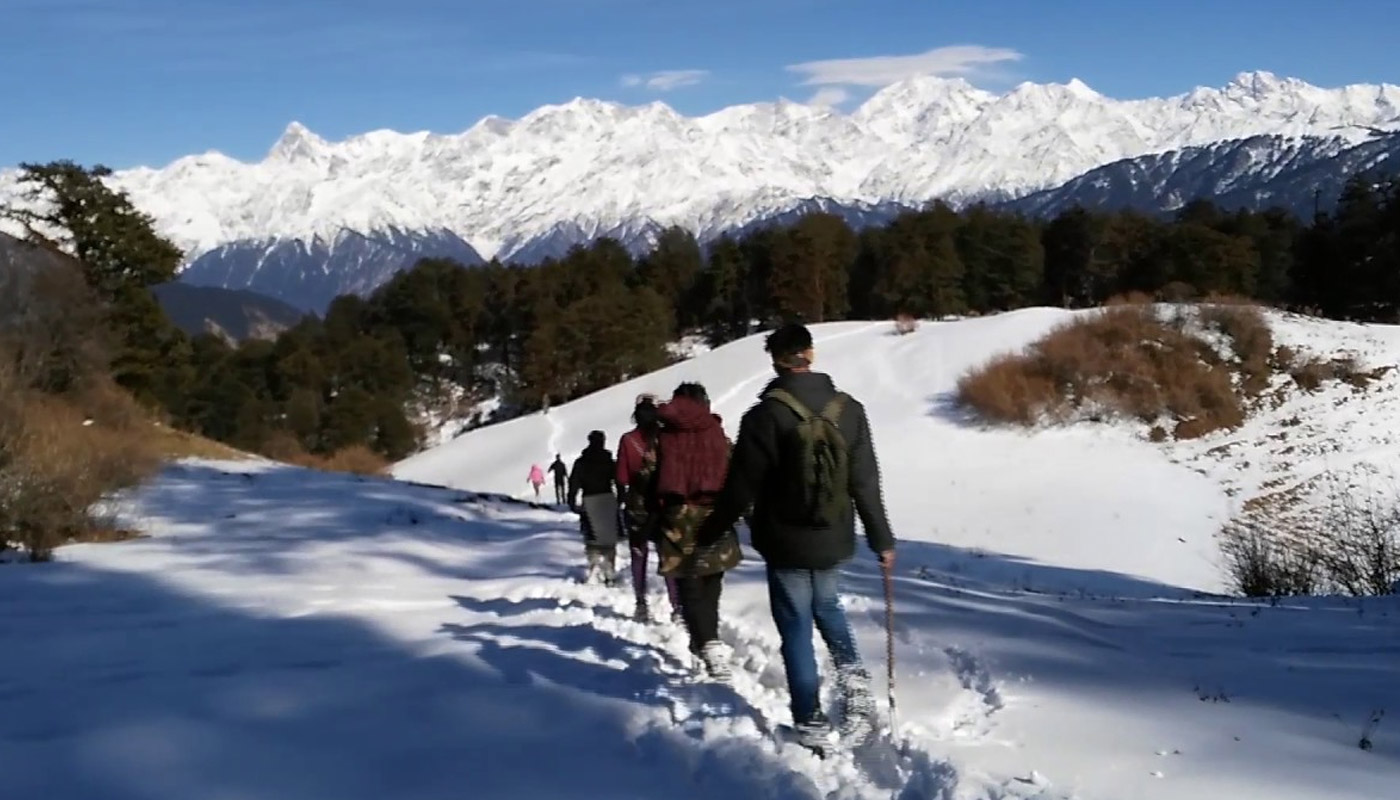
[765, 388, 814, 421]
[819, 393, 849, 424]
[768, 388, 848, 426]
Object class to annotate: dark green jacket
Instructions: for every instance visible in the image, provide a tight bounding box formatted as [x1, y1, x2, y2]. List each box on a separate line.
[699, 370, 895, 569]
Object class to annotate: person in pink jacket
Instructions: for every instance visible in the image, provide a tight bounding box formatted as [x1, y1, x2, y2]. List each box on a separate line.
[527, 463, 545, 499]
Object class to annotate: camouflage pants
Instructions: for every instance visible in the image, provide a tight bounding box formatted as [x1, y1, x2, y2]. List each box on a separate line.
[656, 503, 742, 578]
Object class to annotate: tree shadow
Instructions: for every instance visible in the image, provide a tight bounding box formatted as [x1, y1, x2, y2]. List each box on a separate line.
[0, 555, 834, 799]
[828, 536, 1400, 772]
[924, 391, 990, 429]
[108, 461, 559, 579]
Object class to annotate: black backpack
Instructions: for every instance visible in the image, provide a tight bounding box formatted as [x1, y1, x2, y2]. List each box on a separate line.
[764, 388, 852, 527]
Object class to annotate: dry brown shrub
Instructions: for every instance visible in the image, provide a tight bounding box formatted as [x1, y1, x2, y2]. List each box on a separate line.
[1104, 291, 1155, 306]
[954, 354, 1059, 425]
[0, 378, 161, 561]
[1288, 354, 1380, 392]
[257, 430, 310, 462]
[149, 426, 252, 461]
[893, 313, 919, 335]
[956, 304, 1250, 438]
[1198, 302, 1275, 396]
[281, 445, 389, 477]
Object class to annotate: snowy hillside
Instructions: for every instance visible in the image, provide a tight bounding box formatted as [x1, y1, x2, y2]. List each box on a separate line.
[398, 312, 1234, 591]
[395, 309, 1400, 585]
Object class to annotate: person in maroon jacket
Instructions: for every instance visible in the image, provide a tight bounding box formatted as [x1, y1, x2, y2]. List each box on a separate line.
[651, 382, 742, 680]
[616, 394, 682, 623]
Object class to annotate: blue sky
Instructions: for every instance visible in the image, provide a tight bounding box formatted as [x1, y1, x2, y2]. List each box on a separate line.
[2, 0, 1395, 168]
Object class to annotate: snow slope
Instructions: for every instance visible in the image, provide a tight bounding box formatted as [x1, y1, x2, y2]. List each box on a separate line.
[396, 311, 1237, 594]
[3, 453, 1394, 800]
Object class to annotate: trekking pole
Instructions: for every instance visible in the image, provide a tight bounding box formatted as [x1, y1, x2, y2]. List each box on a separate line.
[881, 559, 897, 739]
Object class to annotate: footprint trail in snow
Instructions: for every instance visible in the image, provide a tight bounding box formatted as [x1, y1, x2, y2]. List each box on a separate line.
[479, 572, 1066, 800]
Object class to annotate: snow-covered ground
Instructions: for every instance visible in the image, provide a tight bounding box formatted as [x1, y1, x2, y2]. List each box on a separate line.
[4, 307, 1399, 799]
[399, 310, 1239, 593]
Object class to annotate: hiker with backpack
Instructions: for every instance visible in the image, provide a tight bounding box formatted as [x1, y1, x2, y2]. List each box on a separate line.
[549, 454, 569, 505]
[616, 394, 682, 624]
[696, 322, 896, 751]
[568, 431, 621, 585]
[653, 382, 742, 678]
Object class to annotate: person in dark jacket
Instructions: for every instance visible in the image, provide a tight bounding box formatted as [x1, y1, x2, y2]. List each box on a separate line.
[697, 323, 895, 746]
[549, 454, 569, 505]
[652, 382, 742, 679]
[616, 394, 682, 623]
[568, 431, 620, 585]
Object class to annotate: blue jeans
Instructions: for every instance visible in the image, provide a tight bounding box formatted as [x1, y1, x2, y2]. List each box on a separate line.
[766, 566, 862, 724]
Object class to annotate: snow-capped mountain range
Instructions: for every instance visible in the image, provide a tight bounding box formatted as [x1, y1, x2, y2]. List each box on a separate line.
[1006, 131, 1400, 219]
[2, 71, 1398, 311]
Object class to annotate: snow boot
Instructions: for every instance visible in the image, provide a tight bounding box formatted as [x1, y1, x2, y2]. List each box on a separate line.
[836, 665, 876, 741]
[696, 640, 732, 681]
[633, 599, 651, 623]
[788, 709, 837, 757]
[583, 550, 603, 584]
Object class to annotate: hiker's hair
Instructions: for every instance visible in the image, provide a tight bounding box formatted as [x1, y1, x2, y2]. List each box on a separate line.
[765, 323, 813, 369]
[587, 430, 606, 447]
[673, 382, 709, 404]
[633, 396, 660, 431]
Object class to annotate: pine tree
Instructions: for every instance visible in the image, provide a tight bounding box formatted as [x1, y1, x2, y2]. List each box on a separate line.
[3, 161, 182, 297]
[638, 226, 703, 330]
[689, 234, 749, 345]
[1042, 206, 1102, 306]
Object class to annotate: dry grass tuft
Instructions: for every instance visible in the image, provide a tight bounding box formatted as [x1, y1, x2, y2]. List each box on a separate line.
[0, 379, 162, 561]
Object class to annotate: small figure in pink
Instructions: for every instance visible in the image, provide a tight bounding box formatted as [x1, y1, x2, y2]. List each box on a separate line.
[527, 463, 545, 499]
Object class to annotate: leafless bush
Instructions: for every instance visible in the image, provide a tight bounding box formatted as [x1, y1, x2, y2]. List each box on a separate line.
[1219, 516, 1322, 597]
[1311, 473, 1400, 596]
[1220, 471, 1400, 597]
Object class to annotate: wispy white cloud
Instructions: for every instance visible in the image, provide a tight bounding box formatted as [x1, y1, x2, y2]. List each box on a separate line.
[786, 45, 1024, 89]
[620, 69, 710, 92]
[806, 87, 851, 108]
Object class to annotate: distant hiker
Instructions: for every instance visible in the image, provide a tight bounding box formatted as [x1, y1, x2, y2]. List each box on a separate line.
[568, 431, 620, 585]
[549, 454, 569, 505]
[527, 463, 545, 499]
[616, 393, 682, 624]
[697, 322, 896, 748]
[653, 382, 742, 679]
